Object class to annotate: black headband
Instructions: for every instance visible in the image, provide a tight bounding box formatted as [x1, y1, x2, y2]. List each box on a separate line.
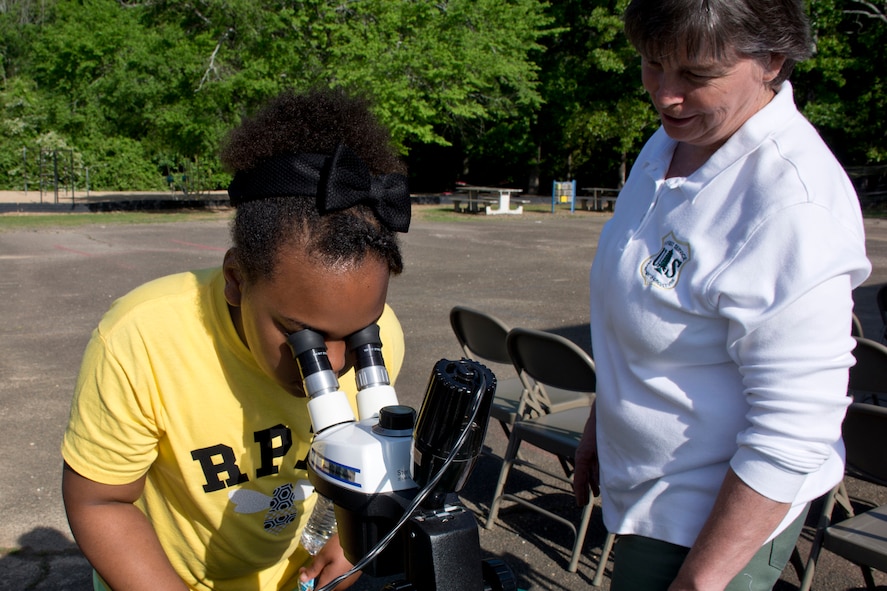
[227, 143, 411, 233]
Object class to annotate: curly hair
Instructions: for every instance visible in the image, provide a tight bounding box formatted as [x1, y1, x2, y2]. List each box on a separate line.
[220, 88, 406, 284]
[624, 0, 813, 90]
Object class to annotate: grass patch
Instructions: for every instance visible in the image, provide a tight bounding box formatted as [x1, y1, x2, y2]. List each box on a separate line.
[0, 209, 232, 231]
[862, 206, 887, 219]
[412, 202, 607, 222]
[0, 202, 604, 232]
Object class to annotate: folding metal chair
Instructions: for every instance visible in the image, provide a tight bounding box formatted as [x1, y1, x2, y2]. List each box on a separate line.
[449, 306, 589, 438]
[851, 311, 864, 338]
[876, 285, 887, 343]
[485, 327, 613, 580]
[849, 336, 887, 406]
[799, 402, 887, 590]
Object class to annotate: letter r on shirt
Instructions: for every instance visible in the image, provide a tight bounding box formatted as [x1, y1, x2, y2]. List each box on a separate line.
[191, 444, 250, 492]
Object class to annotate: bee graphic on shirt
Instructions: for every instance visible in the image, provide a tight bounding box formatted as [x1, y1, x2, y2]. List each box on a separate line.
[228, 479, 314, 534]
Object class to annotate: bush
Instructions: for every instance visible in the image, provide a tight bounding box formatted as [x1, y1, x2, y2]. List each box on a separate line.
[82, 137, 167, 191]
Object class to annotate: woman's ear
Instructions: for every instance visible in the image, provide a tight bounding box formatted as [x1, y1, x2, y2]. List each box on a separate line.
[763, 53, 787, 84]
[222, 249, 244, 307]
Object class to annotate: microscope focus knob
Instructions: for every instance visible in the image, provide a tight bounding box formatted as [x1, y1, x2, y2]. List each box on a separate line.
[377, 405, 416, 435]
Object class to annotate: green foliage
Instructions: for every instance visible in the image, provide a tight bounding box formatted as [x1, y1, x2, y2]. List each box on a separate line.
[1, 0, 554, 190]
[0, 77, 41, 184]
[80, 136, 166, 191]
[534, 0, 654, 188]
[0, 0, 884, 194]
[795, 0, 887, 164]
[326, 0, 549, 147]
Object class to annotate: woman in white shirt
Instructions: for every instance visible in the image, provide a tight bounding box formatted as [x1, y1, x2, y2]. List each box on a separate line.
[573, 1, 871, 589]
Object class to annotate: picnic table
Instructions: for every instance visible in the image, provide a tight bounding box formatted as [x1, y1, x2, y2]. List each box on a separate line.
[454, 185, 528, 215]
[580, 187, 620, 211]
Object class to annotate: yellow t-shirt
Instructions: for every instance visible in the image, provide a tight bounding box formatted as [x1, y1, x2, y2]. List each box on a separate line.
[62, 268, 404, 590]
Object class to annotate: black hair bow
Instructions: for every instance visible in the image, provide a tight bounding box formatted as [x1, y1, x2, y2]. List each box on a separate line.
[319, 144, 411, 232]
[227, 143, 411, 233]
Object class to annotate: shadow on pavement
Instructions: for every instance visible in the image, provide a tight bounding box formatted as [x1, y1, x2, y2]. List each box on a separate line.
[0, 527, 92, 590]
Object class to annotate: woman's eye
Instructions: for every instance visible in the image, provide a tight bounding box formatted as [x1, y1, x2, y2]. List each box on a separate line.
[686, 71, 715, 82]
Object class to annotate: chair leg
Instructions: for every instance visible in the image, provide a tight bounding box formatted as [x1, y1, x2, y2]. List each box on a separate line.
[485, 432, 523, 529]
[799, 485, 841, 591]
[485, 423, 605, 577]
[592, 532, 616, 588]
[789, 546, 805, 581]
[556, 454, 574, 478]
[832, 480, 853, 519]
[567, 497, 594, 572]
[862, 564, 877, 590]
[798, 554, 818, 591]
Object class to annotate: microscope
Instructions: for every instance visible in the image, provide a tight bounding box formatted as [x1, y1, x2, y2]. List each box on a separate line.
[287, 325, 517, 591]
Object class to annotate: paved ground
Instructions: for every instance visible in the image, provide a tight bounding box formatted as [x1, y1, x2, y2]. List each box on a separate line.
[1, 194, 886, 590]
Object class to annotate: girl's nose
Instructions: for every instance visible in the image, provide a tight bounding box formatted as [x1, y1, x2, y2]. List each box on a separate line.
[325, 340, 347, 374]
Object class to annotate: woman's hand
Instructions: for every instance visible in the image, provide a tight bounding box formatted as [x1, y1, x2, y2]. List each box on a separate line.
[572, 404, 600, 506]
[298, 534, 361, 591]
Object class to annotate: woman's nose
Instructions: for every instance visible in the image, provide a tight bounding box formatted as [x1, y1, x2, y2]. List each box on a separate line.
[655, 73, 684, 107]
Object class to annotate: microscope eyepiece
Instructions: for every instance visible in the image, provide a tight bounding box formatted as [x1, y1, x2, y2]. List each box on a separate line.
[286, 329, 340, 399]
[346, 324, 390, 390]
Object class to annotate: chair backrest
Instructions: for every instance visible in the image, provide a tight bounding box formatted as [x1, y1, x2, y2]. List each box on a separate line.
[449, 306, 512, 364]
[877, 285, 887, 327]
[849, 336, 887, 404]
[506, 327, 596, 394]
[842, 402, 887, 486]
[851, 312, 864, 338]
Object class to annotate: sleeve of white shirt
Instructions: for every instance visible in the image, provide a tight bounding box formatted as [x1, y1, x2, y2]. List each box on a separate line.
[711, 202, 870, 503]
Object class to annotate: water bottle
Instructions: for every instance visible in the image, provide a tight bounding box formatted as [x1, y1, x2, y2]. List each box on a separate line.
[300, 494, 338, 555]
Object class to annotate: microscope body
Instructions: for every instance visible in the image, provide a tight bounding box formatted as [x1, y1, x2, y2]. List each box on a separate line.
[290, 327, 511, 591]
[307, 409, 417, 576]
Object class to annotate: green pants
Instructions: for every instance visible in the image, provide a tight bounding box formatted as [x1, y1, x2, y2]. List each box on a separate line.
[610, 507, 808, 591]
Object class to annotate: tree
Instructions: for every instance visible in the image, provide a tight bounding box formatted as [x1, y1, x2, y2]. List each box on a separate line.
[1, 0, 883, 193]
[0, 76, 41, 187]
[845, 0, 887, 23]
[327, 0, 549, 149]
[532, 0, 656, 191]
[0, 0, 552, 191]
[795, 0, 887, 165]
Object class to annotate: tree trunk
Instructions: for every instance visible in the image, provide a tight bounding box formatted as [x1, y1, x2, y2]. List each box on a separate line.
[619, 151, 627, 188]
[526, 143, 541, 194]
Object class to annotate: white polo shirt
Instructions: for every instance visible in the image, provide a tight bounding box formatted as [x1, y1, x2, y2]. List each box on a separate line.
[590, 82, 871, 547]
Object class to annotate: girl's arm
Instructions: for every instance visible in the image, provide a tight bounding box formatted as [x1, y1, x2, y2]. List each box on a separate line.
[62, 462, 189, 591]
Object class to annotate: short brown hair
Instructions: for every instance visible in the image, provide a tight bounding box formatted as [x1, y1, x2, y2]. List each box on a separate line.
[624, 0, 813, 89]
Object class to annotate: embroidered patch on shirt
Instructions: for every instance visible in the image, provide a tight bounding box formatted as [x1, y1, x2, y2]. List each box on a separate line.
[642, 232, 691, 289]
